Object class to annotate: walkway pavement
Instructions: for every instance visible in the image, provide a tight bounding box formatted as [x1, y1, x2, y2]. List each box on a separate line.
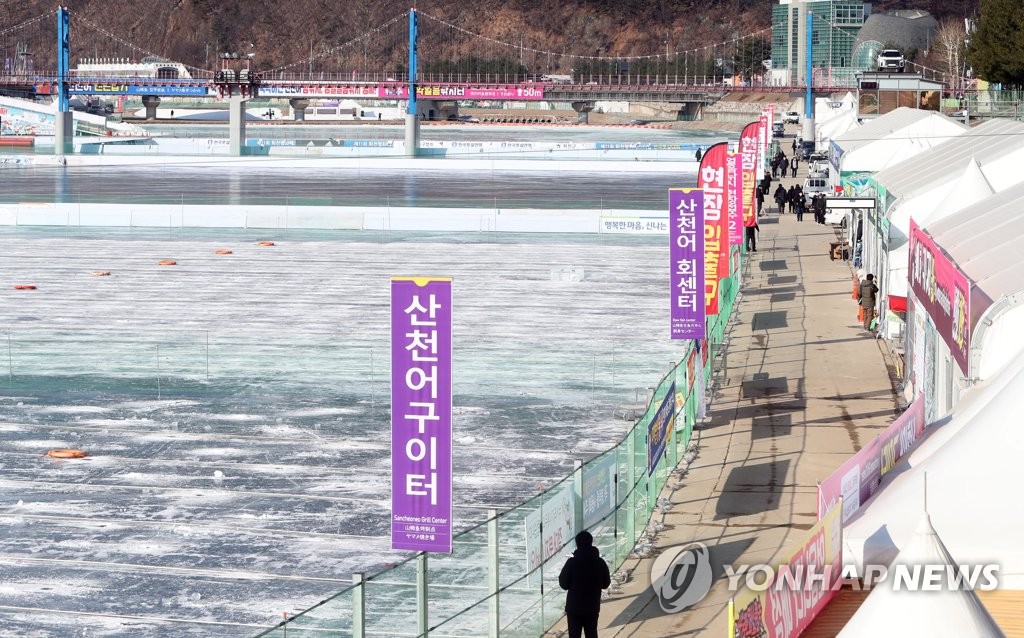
[567, 154, 901, 637]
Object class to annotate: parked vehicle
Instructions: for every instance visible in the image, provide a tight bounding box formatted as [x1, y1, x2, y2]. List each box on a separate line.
[783, 111, 800, 124]
[808, 160, 829, 178]
[877, 49, 905, 72]
[803, 176, 831, 205]
[772, 122, 785, 138]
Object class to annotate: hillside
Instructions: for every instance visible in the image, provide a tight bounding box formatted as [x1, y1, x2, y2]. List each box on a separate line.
[2, 0, 980, 72]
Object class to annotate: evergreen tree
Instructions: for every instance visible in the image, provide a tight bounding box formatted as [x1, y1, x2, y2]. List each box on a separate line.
[968, 0, 1024, 86]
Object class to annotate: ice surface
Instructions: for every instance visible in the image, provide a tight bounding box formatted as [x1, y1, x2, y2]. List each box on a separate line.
[0, 222, 681, 635]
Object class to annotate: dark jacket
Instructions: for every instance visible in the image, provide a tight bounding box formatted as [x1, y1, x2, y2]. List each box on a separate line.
[559, 545, 611, 616]
[858, 280, 879, 308]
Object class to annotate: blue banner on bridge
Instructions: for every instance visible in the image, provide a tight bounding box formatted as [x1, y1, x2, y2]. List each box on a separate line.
[68, 83, 209, 97]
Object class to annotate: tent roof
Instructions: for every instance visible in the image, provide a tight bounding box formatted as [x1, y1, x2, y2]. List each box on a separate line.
[839, 514, 1005, 637]
[873, 119, 1024, 200]
[818, 110, 859, 141]
[837, 110, 967, 173]
[924, 180, 1024, 303]
[844, 356, 1024, 589]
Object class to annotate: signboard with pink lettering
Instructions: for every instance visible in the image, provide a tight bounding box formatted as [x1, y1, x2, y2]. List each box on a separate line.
[908, 219, 971, 376]
[740, 121, 760, 228]
[379, 84, 546, 100]
[699, 142, 730, 315]
[391, 277, 453, 553]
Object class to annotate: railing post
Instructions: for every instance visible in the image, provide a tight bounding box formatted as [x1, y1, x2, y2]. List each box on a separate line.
[573, 460, 584, 534]
[488, 509, 500, 638]
[417, 552, 428, 637]
[352, 572, 365, 638]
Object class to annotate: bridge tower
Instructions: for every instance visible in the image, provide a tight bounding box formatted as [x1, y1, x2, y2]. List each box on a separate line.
[215, 52, 260, 156]
[405, 9, 420, 157]
[54, 6, 72, 157]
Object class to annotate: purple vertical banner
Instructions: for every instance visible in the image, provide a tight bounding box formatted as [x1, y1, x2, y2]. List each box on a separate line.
[391, 277, 453, 553]
[669, 188, 706, 340]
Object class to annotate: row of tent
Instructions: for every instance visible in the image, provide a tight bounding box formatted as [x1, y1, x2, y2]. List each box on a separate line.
[806, 104, 1024, 635]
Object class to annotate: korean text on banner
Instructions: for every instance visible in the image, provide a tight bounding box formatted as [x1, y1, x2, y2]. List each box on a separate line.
[758, 112, 770, 178]
[525, 483, 576, 586]
[647, 383, 675, 476]
[391, 277, 453, 553]
[670, 188, 706, 339]
[731, 504, 843, 638]
[740, 121, 760, 226]
[699, 142, 730, 315]
[582, 455, 616, 529]
[726, 152, 743, 245]
[908, 219, 971, 376]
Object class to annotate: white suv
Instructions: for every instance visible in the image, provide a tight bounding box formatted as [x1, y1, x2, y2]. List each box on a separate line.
[783, 111, 800, 124]
[877, 49, 905, 72]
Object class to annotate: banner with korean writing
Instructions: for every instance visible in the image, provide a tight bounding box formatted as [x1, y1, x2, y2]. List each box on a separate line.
[759, 111, 770, 178]
[908, 219, 971, 376]
[740, 121, 760, 227]
[647, 383, 675, 476]
[817, 397, 925, 523]
[525, 483, 575, 586]
[391, 277, 453, 553]
[582, 455, 616, 529]
[670, 188, 705, 339]
[726, 152, 743, 246]
[731, 504, 842, 638]
[699, 142, 730, 315]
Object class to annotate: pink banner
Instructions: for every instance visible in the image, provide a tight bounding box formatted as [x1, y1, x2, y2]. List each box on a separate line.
[817, 397, 926, 522]
[908, 219, 971, 376]
[391, 277, 454, 553]
[726, 152, 743, 246]
[740, 121, 760, 228]
[699, 142, 730, 315]
[379, 84, 546, 100]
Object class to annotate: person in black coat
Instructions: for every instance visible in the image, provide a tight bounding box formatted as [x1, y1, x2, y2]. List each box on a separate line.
[559, 531, 611, 638]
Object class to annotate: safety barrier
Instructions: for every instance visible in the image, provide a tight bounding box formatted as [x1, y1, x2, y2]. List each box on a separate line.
[253, 247, 742, 637]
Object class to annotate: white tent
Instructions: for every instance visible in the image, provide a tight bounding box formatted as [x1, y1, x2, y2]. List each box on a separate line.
[844, 355, 1024, 588]
[836, 108, 966, 175]
[817, 110, 859, 146]
[886, 158, 995, 298]
[840, 514, 1005, 637]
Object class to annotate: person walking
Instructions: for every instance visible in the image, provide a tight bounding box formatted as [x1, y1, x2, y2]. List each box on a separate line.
[791, 155, 799, 175]
[858, 274, 879, 332]
[695, 147, 703, 162]
[791, 138, 797, 154]
[815, 194, 827, 224]
[755, 184, 765, 217]
[780, 153, 789, 178]
[559, 531, 611, 638]
[795, 195, 805, 221]
[774, 183, 787, 214]
[745, 213, 760, 251]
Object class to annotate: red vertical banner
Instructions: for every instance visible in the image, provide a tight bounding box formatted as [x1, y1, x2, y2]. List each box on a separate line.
[699, 142, 729, 315]
[740, 121, 760, 228]
[726, 152, 743, 246]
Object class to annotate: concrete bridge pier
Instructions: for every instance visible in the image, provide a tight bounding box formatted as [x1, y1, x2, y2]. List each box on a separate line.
[141, 95, 160, 120]
[53, 111, 73, 156]
[676, 102, 702, 120]
[290, 98, 309, 121]
[229, 94, 248, 156]
[572, 101, 594, 124]
[404, 113, 420, 157]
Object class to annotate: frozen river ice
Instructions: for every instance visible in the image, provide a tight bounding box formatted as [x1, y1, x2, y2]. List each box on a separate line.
[0, 225, 682, 636]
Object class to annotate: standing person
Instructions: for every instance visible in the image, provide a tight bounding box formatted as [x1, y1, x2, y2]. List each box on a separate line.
[816, 194, 827, 224]
[858, 274, 879, 331]
[559, 531, 611, 638]
[795, 195, 805, 221]
[745, 213, 760, 252]
[791, 138, 797, 154]
[774, 183, 787, 214]
[695, 147, 703, 162]
[791, 155, 799, 175]
[756, 184, 765, 217]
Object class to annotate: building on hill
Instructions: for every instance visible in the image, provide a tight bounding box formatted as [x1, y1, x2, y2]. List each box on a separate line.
[851, 10, 940, 71]
[771, 0, 868, 86]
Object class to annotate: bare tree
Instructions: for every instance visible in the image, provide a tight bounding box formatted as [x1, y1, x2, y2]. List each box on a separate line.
[933, 18, 968, 90]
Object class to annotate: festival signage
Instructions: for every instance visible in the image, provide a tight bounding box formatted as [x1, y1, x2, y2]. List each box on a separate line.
[731, 504, 843, 638]
[699, 143, 730, 315]
[379, 84, 545, 101]
[391, 277, 453, 553]
[817, 397, 925, 522]
[582, 455, 617, 529]
[669, 188, 705, 339]
[257, 83, 381, 98]
[647, 383, 676, 476]
[759, 111, 770, 177]
[908, 219, 971, 376]
[740, 121, 760, 228]
[68, 83, 209, 97]
[525, 483, 575, 584]
[726, 152, 743, 246]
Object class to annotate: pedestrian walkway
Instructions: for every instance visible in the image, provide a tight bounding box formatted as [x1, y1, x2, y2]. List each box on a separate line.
[578, 162, 900, 637]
